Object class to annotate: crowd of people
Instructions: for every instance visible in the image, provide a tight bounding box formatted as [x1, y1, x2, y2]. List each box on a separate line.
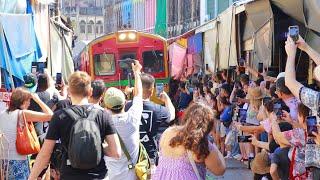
[0, 35, 320, 180]
[168, 36, 320, 180]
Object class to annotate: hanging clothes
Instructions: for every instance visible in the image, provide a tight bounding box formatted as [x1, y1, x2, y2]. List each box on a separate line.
[176, 38, 188, 48]
[32, 1, 50, 61]
[186, 54, 194, 76]
[0, 0, 27, 14]
[169, 42, 186, 80]
[187, 33, 203, 54]
[0, 13, 41, 90]
[0, 14, 36, 59]
[47, 20, 74, 83]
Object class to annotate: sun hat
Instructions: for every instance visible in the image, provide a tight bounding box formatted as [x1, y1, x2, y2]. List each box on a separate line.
[248, 87, 265, 100]
[23, 73, 38, 93]
[104, 87, 126, 110]
[251, 150, 270, 175]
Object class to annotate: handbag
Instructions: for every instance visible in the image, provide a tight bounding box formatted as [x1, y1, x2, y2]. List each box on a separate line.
[117, 133, 151, 180]
[187, 151, 201, 180]
[16, 110, 40, 155]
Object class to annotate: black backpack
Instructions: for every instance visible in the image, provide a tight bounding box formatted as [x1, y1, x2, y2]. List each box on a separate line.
[63, 107, 102, 169]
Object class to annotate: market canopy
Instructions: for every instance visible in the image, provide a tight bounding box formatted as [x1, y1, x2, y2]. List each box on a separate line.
[272, 0, 320, 52]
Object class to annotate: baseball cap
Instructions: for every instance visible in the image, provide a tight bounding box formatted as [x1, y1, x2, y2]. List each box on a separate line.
[104, 87, 126, 110]
[276, 72, 285, 81]
[23, 73, 37, 93]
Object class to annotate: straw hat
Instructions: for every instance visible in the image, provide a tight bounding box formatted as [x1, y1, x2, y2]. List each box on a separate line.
[251, 151, 270, 175]
[248, 87, 265, 100]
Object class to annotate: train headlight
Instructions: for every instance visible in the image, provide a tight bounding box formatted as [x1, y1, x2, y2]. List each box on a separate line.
[128, 33, 136, 40]
[118, 33, 127, 41]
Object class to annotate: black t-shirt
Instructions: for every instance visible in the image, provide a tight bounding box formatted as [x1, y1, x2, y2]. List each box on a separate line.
[55, 99, 72, 112]
[271, 147, 290, 180]
[125, 100, 170, 159]
[46, 105, 116, 180]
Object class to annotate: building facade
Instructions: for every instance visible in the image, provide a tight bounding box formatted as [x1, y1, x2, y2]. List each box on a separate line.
[62, 0, 105, 41]
[62, 0, 244, 40]
[104, 0, 157, 34]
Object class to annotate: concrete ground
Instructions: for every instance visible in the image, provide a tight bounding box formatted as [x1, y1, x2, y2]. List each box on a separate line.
[206, 159, 254, 180]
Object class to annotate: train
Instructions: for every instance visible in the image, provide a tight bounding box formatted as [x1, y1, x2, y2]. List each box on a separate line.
[78, 30, 170, 103]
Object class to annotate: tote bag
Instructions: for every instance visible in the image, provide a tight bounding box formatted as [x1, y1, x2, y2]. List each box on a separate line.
[16, 110, 40, 155]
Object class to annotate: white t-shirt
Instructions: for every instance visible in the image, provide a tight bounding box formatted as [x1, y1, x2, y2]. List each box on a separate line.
[0, 110, 27, 160]
[104, 96, 143, 180]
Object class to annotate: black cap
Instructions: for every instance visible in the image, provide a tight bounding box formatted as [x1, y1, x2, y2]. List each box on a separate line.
[23, 73, 37, 92]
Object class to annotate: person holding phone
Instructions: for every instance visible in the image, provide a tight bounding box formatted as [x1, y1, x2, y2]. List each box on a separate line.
[125, 73, 175, 167]
[271, 103, 312, 179]
[285, 35, 320, 178]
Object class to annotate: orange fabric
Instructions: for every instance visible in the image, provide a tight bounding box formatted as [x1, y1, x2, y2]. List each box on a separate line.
[176, 38, 188, 48]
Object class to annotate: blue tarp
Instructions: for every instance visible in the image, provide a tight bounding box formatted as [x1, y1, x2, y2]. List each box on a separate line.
[187, 33, 203, 54]
[0, 13, 41, 90]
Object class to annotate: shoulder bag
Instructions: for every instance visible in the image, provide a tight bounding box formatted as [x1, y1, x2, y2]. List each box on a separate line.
[117, 132, 151, 180]
[187, 151, 202, 180]
[16, 110, 40, 155]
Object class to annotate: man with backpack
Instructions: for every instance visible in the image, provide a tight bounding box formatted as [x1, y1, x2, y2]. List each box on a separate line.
[125, 73, 175, 164]
[103, 60, 144, 180]
[29, 71, 121, 180]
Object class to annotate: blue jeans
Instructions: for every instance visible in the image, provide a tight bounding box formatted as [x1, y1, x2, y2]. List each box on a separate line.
[231, 131, 240, 156]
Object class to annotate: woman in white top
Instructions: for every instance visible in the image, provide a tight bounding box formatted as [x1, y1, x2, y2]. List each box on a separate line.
[0, 88, 53, 180]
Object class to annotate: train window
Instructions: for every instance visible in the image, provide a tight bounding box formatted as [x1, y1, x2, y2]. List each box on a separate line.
[94, 53, 115, 76]
[142, 50, 164, 73]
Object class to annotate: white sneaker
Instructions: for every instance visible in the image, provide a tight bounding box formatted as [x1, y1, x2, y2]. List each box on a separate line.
[233, 154, 242, 161]
[224, 152, 232, 158]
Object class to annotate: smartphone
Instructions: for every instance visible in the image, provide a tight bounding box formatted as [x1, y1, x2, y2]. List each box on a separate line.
[237, 135, 252, 143]
[307, 116, 318, 137]
[156, 83, 164, 97]
[37, 62, 46, 74]
[128, 73, 133, 88]
[31, 66, 37, 74]
[258, 63, 264, 73]
[56, 73, 62, 85]
[288, 26, 299, 42]
[266, 81, 271, 90]
[274, 103, 282, 118]
[238, 108, 247, 123]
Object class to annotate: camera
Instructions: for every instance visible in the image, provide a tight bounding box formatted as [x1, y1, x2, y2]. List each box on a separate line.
[237, 135, 252, 143]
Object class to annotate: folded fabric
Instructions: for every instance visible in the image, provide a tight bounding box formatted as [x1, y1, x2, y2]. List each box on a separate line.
[0, 13, 36, 58]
